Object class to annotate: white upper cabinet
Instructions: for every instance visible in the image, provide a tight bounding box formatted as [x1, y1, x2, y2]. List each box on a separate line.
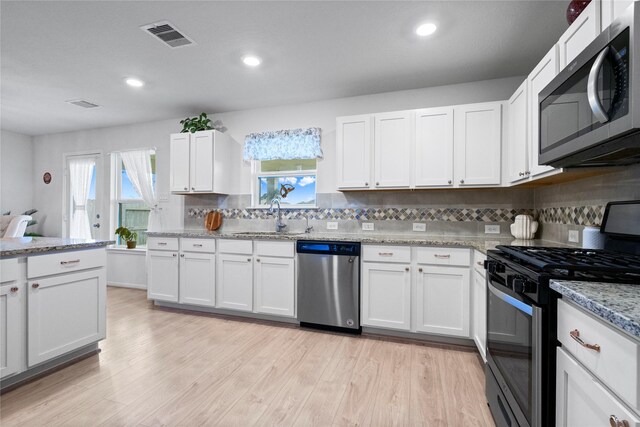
[169, 133, 190, 192]
[558, 0, 601, 69]
[454, 102, 503, 186]
[190, 131, 215, 192]
[336, 115, 372, 189]
[374, 111, 412, 188]
[601, 0, 635, 30]
[528, 46, 560, 177]
[507, 80, 530, 184]
[414, 107, 455, 187]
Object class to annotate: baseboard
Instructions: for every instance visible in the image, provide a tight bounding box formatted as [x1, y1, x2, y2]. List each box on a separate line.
[107, 281, 146, 290]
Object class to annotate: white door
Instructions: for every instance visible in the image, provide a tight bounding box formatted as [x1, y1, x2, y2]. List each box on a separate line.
[454, 102, 502, 186]
[147, 250, 179, 302]
[217, 254, 253, 312]
[528, 46, 560, 177]
[556, 347, 640, 427]
[28, 269, 106, 367]
[507, 80, 530, 184]
[169, 133, 190, 192]
[472, 271, 487, 361]
[336, 115, 372, 189]
[254, 256, 295, 317]
[65, 153, 103, 240]
[361, 262, 411, 331]
[374, 111, 411, 188]
[0, 283, 22, 378]
[558, 1, 600, 69]
[190, 131, 214, 192]
[414, 107, 455, 187]
[601, 0, 634, 30]
[416, 266, 470, 338]
[179, 252, 215, 307]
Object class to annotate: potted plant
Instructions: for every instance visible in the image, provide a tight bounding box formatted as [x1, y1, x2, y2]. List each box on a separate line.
[115, 226, 138, 249]
[180, 112, 213, 133]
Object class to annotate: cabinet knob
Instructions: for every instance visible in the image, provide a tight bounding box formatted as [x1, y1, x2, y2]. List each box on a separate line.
[180, 254, 184, 257]
[460, 179, 465, 184]
[519, 172, 525, 176]
[609, 415, 630, 427]
[405, 267, 410, 272]
[256, 258, 260, 262]
[365, 182, 369, 186]
[448, 180, 452, 185]
[184, 187, 187, 191]
[376, 182, 380, 186]
[191, 187, 195, 191]
[247, 258, 252, 262]
[418, 268, 423, 273]
[172, 254, 177, 257]
[32, 283, 40, 289]
[525, 171, 531, 175]
[10, 287, 18, 293]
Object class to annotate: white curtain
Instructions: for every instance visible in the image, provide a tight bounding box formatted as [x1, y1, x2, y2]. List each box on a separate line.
[120, 149, 159, 232]
[69, 158, 95, 240]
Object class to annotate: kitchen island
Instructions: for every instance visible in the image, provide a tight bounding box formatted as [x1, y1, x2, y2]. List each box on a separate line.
[0, 237, 112, 390]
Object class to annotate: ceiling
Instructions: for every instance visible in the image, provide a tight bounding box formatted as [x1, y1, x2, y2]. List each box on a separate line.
[1, 0, 569, 136]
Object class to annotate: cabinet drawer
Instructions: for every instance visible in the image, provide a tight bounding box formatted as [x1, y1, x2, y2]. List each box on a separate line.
[180, 238, 216, 253]
[147, 237, 179, 251]
[0, 258, 18, 283]
[28, 249, 106, 279]
[473, 251, 486, 276]
[415, 247, 470, 267]
[255, 240, 294, 258]
[218, 239, 253, 255]
[362, 245, 411, 263]
[558, 298, 640, 412]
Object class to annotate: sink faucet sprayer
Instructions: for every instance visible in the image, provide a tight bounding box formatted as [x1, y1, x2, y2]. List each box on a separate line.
[269, 198, 287, 232]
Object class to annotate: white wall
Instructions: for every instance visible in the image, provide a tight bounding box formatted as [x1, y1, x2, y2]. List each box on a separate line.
[0, 130, 34, 215]
[31, 75, 523, 236]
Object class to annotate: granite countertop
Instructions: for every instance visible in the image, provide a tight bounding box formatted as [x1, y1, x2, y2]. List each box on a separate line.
[0, 237, 114, 257]
[148, 229, 569, 255]
[551, 280, 640, 340]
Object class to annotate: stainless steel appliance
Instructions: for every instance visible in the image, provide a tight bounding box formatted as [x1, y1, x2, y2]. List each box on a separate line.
[485, 200, 640, 427]
[296, 241, 361, 332]
[539, 3, 640, 167]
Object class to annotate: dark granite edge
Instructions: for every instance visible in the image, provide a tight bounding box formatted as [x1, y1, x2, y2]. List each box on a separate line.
[1, 240, 114, 257]
[550, 280, 640, 340]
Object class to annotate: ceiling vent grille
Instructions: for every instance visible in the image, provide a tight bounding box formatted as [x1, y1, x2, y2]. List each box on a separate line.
[66, 99, 100, 109]
[141, 21, 195, 48]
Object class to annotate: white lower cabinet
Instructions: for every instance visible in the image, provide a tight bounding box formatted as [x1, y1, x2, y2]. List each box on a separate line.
[216, 254, 254, 312]
[0, 282, 23, 378]
[147, 250, 179, 302]
[472, 270, 487, 361]
[28, 268, 106, 367]
[556, 347, 640, 427]
[361, 262, 411, 331]
[179, 252, 215, 307]
[415, 265, 470, 337]
[254, 256, 295, 317]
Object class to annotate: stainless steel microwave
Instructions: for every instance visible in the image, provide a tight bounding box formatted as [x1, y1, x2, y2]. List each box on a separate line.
[539, 3, 640, 167]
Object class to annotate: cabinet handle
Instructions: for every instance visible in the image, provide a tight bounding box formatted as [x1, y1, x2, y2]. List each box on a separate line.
[193, 244, 203, 247]
[180, 254, 184, 257]
[157, 242, 167, 246]
[405, 267, 410, 272]
[378, 252, 394, 257]
[519, 172, 525, 176]
[172, 254, 177, 257]
[459, 179, 465, 184]
[32, 283, 40, 289]
[10, 287, 18, 293]
[418, 268, 423, 273]
[60, 259, 80, 265]
[434, 254, 451, 259]
[609, 415, 630, 427]
[476, 261, 484, 266]
[570, 329, 601, 352]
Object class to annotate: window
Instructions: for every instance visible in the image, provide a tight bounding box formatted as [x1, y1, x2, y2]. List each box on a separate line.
[113, 152, 156, 246]
[254, 159, 317, 207]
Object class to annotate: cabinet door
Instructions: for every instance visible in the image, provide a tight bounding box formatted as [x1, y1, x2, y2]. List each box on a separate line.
[507, 80, 530, 184]
[472, 271, 487, 362]
[416, 266, 470, 337]
[361, 262, 411, 331]
[254, 256, 295, 317]
[28, 269, 106, 367]
[454, 102, 502, 186]
[0, 283, 23, 378]
[558, 1, 601, 69]
[374, 111, 411, 188]
[170, 133, 190, 192]
[601, 0, 634, 30]
[528, 46, 559, 177]
[190, 131, 214, 192]
[179, 252, 215, 307]
[147, 250, 179, 302]
[336, 115, 372, 189]
[217, 254, 253, 312]
[414, 107, 454, 187]
[556, 347, 640, 427]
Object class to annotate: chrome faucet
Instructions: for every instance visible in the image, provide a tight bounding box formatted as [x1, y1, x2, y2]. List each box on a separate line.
[269, 198, 287, 232]
[305, 215, 314, 234]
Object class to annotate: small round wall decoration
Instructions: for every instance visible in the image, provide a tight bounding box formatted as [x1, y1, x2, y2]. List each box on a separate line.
[43, 172, 52, 184]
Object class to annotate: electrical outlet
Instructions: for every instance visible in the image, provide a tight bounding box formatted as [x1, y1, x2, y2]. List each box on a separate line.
[485, 225, 500, 234]
[326, 222, 338, 230]
[362, 223, 374, 231]
[568, 230, 580, 243]
[158, 192, 169, 202]
[413, 223, 426, 232]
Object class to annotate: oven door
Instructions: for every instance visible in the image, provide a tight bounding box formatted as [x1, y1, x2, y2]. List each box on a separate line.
[487, 280, 542, 427]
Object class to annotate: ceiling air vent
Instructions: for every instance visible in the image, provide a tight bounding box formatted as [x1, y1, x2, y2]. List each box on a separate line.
[66, 99, 100, 109]
[141, 21, 195, 48]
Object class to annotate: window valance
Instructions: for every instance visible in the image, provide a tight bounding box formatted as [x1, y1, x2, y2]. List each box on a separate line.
[243, 127, 322, 161]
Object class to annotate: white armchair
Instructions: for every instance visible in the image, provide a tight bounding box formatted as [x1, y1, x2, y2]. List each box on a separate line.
[0, 215, 32, 238]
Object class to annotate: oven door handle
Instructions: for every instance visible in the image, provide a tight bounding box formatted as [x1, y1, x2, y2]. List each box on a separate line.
[488, 283, 533, 316]
[587, 46, 610, 124]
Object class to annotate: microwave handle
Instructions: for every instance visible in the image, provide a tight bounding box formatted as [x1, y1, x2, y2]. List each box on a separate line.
[587, 46, 610, 124]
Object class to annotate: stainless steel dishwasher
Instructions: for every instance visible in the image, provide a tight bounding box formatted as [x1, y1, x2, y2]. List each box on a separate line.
[296, 241, 361, 333]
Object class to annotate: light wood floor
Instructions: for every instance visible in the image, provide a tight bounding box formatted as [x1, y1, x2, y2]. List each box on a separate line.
[0, 287, 494, 426]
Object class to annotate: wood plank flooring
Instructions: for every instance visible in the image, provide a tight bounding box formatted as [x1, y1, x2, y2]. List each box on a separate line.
[0, 287, 495, 426]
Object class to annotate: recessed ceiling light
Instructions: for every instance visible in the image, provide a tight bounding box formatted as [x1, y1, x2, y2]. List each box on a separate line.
[125, 77, 145, 87]
[242, 56, 261, 67]
[416, 23, 437, 37]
